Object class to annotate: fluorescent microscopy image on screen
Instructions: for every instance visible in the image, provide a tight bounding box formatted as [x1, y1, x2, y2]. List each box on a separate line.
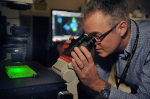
[52, 10, 83, 42]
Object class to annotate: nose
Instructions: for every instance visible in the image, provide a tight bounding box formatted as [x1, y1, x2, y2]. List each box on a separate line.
[95, 41, 101, 45]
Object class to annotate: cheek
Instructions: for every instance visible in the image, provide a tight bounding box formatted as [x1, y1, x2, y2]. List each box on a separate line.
[102, 34, 120, 50]
[109, 35, 121, 51]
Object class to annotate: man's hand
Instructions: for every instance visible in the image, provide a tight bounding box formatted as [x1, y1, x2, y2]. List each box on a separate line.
[71, 46, 107, 92]
[57, 36, 74, 56]
[65, 36, 74, 44]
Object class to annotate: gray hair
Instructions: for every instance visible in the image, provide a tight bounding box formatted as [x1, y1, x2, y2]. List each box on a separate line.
[82, 0, 131, 28]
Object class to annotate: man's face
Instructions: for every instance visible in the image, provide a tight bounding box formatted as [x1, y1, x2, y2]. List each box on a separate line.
[83, 11, 121, 57]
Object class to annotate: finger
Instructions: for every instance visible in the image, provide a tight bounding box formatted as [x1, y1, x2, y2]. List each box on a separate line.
[64, 40, 71, 44]
[64, 36, 74, 46]
[72, 60, 82, 76]
[71, 51, 84, 69]
[80, 46, 94, 64]
[69, 36, 74, 40]
[74, 47, 89, 66]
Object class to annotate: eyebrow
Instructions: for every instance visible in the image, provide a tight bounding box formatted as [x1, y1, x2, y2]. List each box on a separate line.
[88, 32, 101, 36]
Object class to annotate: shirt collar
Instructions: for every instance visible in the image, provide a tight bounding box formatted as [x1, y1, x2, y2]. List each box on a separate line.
[124, 20, 137, 55]
[115, 20, 137, 58]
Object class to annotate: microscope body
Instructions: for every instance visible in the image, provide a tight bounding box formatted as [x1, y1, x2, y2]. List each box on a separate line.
[52, 34, 96, 99]
[52, 56, 79, 99]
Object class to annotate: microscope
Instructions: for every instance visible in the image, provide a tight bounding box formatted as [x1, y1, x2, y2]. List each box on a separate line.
[0, 0, 32, 62]
[1, 1, 96, 99]
[52, 33, 96, 99]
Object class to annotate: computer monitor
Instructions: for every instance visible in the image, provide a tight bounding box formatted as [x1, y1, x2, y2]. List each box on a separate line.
[51, 9, 83, 42]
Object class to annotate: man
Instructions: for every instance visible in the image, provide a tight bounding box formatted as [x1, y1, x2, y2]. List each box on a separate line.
[65, 0, 150, 98]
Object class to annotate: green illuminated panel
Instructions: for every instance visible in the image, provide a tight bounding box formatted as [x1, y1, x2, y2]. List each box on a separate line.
[5, 65, 37, 78]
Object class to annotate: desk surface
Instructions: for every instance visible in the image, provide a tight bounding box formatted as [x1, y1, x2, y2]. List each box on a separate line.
[0, 61, 65, 89]
[0, 61, 66, 99]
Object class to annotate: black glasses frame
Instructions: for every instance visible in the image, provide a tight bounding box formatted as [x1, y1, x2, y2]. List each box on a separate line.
[96, 23, 120, 41]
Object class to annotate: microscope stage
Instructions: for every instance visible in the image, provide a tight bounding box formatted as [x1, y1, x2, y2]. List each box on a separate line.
[0, 61, 66, 99]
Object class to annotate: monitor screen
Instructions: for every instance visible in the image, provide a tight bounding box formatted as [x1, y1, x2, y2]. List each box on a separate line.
[51, 9, 83, 42]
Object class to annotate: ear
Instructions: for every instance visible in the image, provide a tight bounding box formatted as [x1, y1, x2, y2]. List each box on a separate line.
[117, 21, 128, 37]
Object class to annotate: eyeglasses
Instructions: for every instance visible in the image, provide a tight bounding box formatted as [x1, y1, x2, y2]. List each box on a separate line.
[90, 23, 119, 42]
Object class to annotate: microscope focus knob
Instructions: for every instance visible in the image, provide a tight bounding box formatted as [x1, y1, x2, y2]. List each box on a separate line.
[62, 70, 75, 82]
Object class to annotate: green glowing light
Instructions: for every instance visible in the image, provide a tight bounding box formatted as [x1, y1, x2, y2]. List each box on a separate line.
[5, 59, 7, 60]
[5, 65, 37, 78]
[16, 62, 21, 63]
[12, 53, 16, 54]
[72, 29, 77, 32]
[72, 17, 75, 20]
